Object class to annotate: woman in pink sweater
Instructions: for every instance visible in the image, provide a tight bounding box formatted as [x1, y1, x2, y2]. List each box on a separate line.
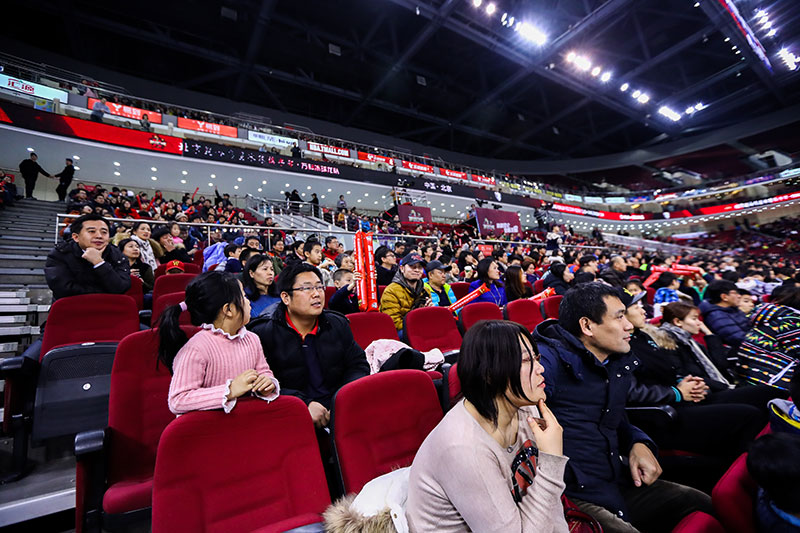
[158, 271, 279, 415]
[407, 320, 569, 532]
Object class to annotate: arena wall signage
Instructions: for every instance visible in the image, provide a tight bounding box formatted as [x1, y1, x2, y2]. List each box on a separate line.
[401, 160, 435, 173]
[177, 117, 238, 138]
[183, 140, 341, 176]
[475, 207, 521, 236]
[307, 142, 350, 157]
[471, 174, 496, 186]
[440, 168, 468, 180]
[357, 151, 394, 166]
[397, 204, 433, 225]
[247, 131, 296, 148]
[88, 98, 162, 123]
[0, 74, 69, 101]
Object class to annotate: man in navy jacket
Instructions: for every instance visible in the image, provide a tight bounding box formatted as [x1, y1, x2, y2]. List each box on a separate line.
[534, 283, 711, 532]
[699, 280, 750, 347]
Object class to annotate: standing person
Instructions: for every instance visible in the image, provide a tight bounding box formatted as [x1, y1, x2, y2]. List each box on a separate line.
[309, 192, 320, 218]
[290, 143, 301, 159]
[158, 271, 279, 415]
[54, 158, 75, 202]
[337, 194, 347, 212]
[19, 152, 50, 200]
[90, 97, 110, 123]
[140, 113, 152, 132]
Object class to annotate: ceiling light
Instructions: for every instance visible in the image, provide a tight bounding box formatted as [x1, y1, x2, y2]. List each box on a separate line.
[237, 177, 243, 182]
[26, 147, 34, 152]
[767, 28, 777, 37]
[516, 22, 547, 45]
[346, 191, 351, 194]
[724, 37, 730, 42]
[632, 89, 641, 98]
[209, 182, 214, 187]
[262, 180, 267, 185]
[694, 102, 707, 110]
[151, 167, 157, 172]
[620, 82, 629, 91]
[590, 66, 601, 76]
[210, 174, 216, 178]
[357, 199, 362, 203]
[693, 2, 700, 7]
[472, 0, 481, 6]
[778, 48, 799, 70]
[637, 93, 649, 103]
[685, 106, 696, 114]
[114, 171, 120, 176]
[257, 188, 262, 192]
[180, 179, 187, 184]
[327, 188, 332, 192]
[151, 176, 158, 181]
[74, 166, 80, 170]
[285, 183, 290, 187]
[73, 155, 80, 160]
[234, 185, 239, 190]
[113, 161, 120, 166]
[575, 55, 591, 71]
[566, 51, 576, 63]
[306, 185, 312, 189]
[181, 170, 188, 175]
[321, 195, 326, 199]
[486, 3, 496, 15]
[658, 106, 682, 122]
[755, 9, 767, 18]
[600, 71, 612, 82]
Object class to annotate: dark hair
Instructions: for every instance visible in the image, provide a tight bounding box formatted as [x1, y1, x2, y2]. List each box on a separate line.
[131, 220, 151, 234]
[625, 279, 645, 291]
[151, 226, 170, 241]
[549, 262, 567, 281]
[662, 301, 698, 325]
[158, 271, 246, 372]
[747, 433, 800, 514]
[224, 243, 241, 257]
[303, 240, 321, 256]
[705, 280, 739, 304]
[241, 254, 277, 300]
[70, 213, 109, 235]
[458, 320, 538, 426]
[117, 238, 137, 253]
[333, 268, 352, 284]
[325, 235, 338, 245]
[292, 240, 304, 253]
[653, 272, 677, 290]
[244, 235, 261, 247]
[277, 261, 323, 296]
[476, 258, 501, 287]
[559, 282, 622, 338]
[504, 265, 528, 303]
[772, 284, 800, 310]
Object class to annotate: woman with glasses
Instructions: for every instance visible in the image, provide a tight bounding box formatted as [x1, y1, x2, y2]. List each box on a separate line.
[407, 320, 568, 532]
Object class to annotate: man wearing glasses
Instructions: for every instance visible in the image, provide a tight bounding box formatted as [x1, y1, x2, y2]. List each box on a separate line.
[249, 262, 369, 428]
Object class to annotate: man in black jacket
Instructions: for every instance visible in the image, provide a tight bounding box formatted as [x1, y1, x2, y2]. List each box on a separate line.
[45, 214, 131, 301]
[19, 152, 50, 199]
[54, 158, 75, 202]
[249, 262, 369, 428]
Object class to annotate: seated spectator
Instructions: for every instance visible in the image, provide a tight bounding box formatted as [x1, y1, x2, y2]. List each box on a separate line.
[328, 268, 360, 315]
[407, 320, 568, 532]
[543, 263, 573, 296]
[243, 235, 262, 251]
[126, 221, 158, 270]
[374, 245, 398, 287]
[468, 258, 507, 307]
[45, 214, 131, 301]
[303, 240, 335, 287]
[505, 264, 533, 302]
[266, 237, 286, 276]
[323, 236, 340, 262]
[738, 284, 800, 391]
[241, 254, 280, 318]
[380, 253, 430, 332]
[577, 254, 598, 274]
[67, 189, 91, 212]
[164, 260, 186, 275]
[534, 282, 712, 532]
[152, 226, 192, 265]
[423, 260, 458, 309]
[284, 240, 305, 267]
[738, 288, 756, 315]
[139, 113, 152, 132]
[747, 433, 800, 533]
[652, 272, 682, 316]
[334, 252, 355, 272]
[118, 238, 154, 292]
[249, 262, 369, 428]
[213, 243, 243, 273]
[699, 280, 750, 347]
[158, 271, 279, 415]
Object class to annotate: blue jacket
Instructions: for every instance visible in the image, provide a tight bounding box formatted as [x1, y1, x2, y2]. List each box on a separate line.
[328, 285, 359, 315]
[699, 300, 750, 346]
[467, 280, 507, 306]
[533, 319, 656, 520]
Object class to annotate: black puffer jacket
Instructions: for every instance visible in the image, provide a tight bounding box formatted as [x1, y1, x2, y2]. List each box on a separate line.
[45, 240, 131, 301]
[248, 303, 369, 408]
[628, 327, 683, 405]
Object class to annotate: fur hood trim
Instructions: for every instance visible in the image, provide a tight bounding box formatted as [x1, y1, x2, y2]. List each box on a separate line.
[640, 324, 677, 350]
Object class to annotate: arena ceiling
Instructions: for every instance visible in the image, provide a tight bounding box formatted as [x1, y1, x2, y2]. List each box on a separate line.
[5, 0, 800, 160]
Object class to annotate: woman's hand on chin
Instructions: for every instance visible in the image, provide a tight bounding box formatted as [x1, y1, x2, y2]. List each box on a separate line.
[528, 399, 563, 457]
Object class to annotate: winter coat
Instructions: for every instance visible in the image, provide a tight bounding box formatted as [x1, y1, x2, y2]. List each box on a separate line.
[699, 300, 751, 346]
[533, 319, 656, 520]
[376, 264, 397, 287]
[467, 280, 507, 306]
[380, 272, 426, 330]
[543, 275, 571, 296]
[737, 303, 800, 390]
[423, 282, 456, 309]
[45, 240, 131, 301]
[248, 304, 369, 408]
[660, 326, 732, 392]
[627, 327, 683, 405]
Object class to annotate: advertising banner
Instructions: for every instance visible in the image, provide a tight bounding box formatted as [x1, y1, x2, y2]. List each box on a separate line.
[183, 140, 341, 176]
[401, 160, 435, 173]
[397, 204, 433, 225]
[307, 141, 350, 157]
[0, 74, 69, 101]
[471, 174, 496, 186]
[247, 130, 296, 148]
[357, 151, 394, 166]
[440, 168, 468, 180]
[475, 207, 521, 236]
[177, 117, 238, 138]
[88, 98, 162, 123]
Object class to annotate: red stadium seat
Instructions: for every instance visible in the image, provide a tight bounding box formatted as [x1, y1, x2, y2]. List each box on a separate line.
[441, 363, 463, 411]
[404, 307, 462, 355]
[331, 370, 442, 493]
[153, 262, 201, 279]
[711, 453, 757, 533]
[152, 397, 329, 533]
[534, 279, 545, 294]
[450, 282, 471, 301]
[646, 286, 656, 305]
[324, 286, 337, 309]
[671, 512, 725, 533]
[346, 312, 398, 350]
[125, 275, 144, 310]
[540, 295, 563, 320]
[152, 273, 196, 303]
[505, 299, 544, 333]
[151, 292, 191, 326]
[75, 327, 199, 533]
[459, 302, 502, 332]
[377, 285, 387, 301]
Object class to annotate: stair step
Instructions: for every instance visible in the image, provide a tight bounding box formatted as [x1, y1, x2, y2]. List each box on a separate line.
[0, 244, 54, 252]
[0, 235, 51, 243]
[0, 284, 48, 290]
[0, 291, 27, 298]
[0, 275, 48, 286]
[0, 230, 53, 238]
[0, 325, 40, 336]
[0, 304, 49, 314]
[0, 259, 46, 269]
[0, 224, 52, 231]
[0, 315, 26, 324]
[0, 342, 19, 354]
[0, 298, 30, 304]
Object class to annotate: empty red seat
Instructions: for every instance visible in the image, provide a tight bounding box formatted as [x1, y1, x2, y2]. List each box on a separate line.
[152, 397, 329, 533]
[154, 262, 201, 279]
[152, 273, 196, 303]
[533, 279, 545, 293]
[540, 295, 563, 320]
[151, 292, 191, 326]
[711, 453, 757, 533]
[324, 286, 338, 309]
[646, 286, 656, 305]
[459, 302, 502, 332]
[404, 307, 461, 354]
[450, 282, 471, 301]
[346, 312, 398, 350]
[505, 299, 544, 333]
[332, 370, 442, 493]
[125, 275, 144, 310]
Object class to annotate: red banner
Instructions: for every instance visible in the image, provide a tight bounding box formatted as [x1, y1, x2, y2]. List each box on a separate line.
[401, 160, 434, 173]
[177, 117, 238, 138]
[307, 142, 350, 157]
[88, 98, 162, 124]
[471, 174, 496, 186]
[398, 204, 433, 225]
[477, 244, 494, 257]
[552, 203, 651, 221]
[475, 207, 521, 236]
[63, 116, 182, 154]
[440, 168, 468, 179]
[357, 151, 394, 166]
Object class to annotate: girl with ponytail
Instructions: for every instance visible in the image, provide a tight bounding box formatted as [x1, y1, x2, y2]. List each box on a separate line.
[158, 271, 279, 415]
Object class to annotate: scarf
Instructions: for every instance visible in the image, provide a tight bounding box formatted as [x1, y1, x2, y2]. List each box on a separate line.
[661, 323, 733, 388]
[131, 235, 158, 270]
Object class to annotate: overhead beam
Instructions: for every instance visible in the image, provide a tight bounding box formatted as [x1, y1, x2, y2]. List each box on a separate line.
[177, 68, 238, 89]
[232, 0, 279, 100]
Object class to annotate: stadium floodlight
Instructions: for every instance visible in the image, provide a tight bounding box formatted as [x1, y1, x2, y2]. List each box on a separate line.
[778, 48, 799, 70]
[575, 55, 592, 71]
[685, 106, 696, 114]
[600, 71, 612, 82]
[516, 22, 547, 45]
[472, 0, 482, 7]
[637, 93, 650, 104]
[486, 2, 496, 15]
[566, 51, 576, 63]
[658, 106, 682, 121]
[755, 9, 767, 18]
[767, 28, 777, 37]
[620, 82, 629, 91]
[632, 89, 641, 98]
[590, 66, 601, 76]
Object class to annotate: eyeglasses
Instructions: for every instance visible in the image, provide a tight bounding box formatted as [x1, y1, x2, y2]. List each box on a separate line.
[289, 285, 326, 294]
[521, 351, 542, 364]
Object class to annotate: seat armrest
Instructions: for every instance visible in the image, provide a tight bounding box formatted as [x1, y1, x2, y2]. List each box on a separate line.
[0, 355, 39, 379]
[626, 405, 678, 423]
[139, 310, 152, 327]
[442, 350, 459, 364]
[75, 428, 108, 459]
